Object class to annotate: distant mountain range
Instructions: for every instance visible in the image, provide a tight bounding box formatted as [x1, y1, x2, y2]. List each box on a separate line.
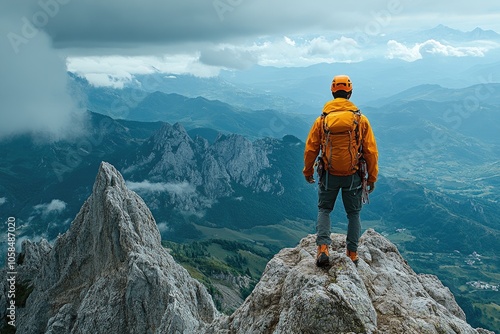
[117, 57, 500, 115]
[97, 25, 500, 113]
[413, 24, 500, 42]
[366, 83, 500, 107]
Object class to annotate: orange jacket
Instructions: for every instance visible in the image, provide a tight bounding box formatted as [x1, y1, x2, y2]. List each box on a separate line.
[303, 98, 379, 183]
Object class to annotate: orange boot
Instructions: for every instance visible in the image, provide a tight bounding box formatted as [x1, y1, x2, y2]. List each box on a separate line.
[346, 249, 359, 265]
[316, 244, 330, 267]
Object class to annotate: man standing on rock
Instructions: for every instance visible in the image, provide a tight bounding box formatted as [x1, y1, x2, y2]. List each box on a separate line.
[303, 75, 379, 267]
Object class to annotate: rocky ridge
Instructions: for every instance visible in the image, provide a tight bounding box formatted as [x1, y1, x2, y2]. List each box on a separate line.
[0, 162, 494, 334]
[122, 122, 283, 215]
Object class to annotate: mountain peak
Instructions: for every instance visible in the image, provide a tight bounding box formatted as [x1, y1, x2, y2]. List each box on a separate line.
[468, 26, 500, 39]
[432, 23, 456, 31]
[153, 121, 190, 142]
[147, 121, 193, 156]
[88, 162, 162, 253]
[6, 162, 218, 333]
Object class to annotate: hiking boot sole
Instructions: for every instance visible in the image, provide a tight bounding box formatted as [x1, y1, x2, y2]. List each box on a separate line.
[316, 253, 329, 267]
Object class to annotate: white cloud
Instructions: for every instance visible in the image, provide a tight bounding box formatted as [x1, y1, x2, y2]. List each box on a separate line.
[386, 39, 491, 62]
[386, 40, 423, 61]
[308, 36, 361, 62]
[157, 222, 170, 235]
[15, 235, 31, 252]
[15, 234, 46, 252]
[0, 10, 85, 139]
[420, 39, 488, 57]
[0, 197, 6, 206]
[67, 53, 221, 88]
[199, 46, 257, 70]
[200, 35, 363, 68]
[33, 199, 67, 216]
[126, 180, 195, 196]
[80, 73, 133, 89]
[284, 36, 296, 46]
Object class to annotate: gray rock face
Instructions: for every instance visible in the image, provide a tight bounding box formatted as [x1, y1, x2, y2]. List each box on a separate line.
[5, 162, 218, 334]
[123, 123, 280, 215]
[207, 231, 494, 334]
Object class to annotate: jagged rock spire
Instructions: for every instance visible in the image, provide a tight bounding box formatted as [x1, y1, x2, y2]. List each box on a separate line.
[10, 162, 218, 334]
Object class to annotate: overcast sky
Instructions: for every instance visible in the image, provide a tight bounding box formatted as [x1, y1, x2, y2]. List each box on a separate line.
[1, 0, 500, 138]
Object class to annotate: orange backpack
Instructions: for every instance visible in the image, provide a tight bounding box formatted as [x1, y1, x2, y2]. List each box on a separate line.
[320, 109, 362, 175]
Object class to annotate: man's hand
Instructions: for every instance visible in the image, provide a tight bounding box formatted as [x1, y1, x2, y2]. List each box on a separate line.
[367, 182, 375, 193]
[305, 175, 316, 184]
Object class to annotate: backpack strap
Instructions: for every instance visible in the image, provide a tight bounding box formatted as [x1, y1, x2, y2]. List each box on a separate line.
[319, 112, 327, 157]
[351, 109, 362, 148]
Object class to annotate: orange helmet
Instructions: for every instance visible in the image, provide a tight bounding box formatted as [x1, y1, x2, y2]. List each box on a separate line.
[331, 75, 353, 93]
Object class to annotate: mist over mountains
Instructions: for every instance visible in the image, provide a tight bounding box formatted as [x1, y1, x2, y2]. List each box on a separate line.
[1, 24, 499, 332]
[107, 25, 500, 114]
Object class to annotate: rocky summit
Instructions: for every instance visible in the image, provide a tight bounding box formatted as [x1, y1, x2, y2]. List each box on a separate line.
[1, 162, 494, 334]
[208, 232, 494, 334]
[1, 162, 218, 334]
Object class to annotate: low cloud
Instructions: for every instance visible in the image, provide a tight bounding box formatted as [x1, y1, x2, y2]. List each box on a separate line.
[0, 5, 85, 140]
[33, 199, 67, 216]
[0, 197, 6, 206]
[15, 234, 46, 252]
[307, 36, 361, 62]
[157, 222, 170, 235]
[67, 53, 221, 88]
[200, 35, 362, 69]
[68, 34, 364, 87]
[126, 180, 195, 196]
[199, 47, 258, 70]
[386, 39, 491, 62]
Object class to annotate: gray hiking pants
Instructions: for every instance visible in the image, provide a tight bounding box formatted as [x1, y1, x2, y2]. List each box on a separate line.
[316, 172, 363, 252]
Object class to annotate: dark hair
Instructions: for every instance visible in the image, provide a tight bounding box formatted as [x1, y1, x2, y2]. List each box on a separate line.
[332, 90, 351, 99]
